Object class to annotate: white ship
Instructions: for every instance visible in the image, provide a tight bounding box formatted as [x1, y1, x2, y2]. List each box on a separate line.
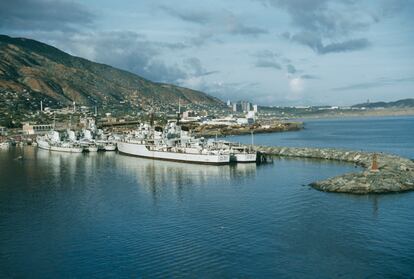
[229, 145, 257, 163]
[36, 135, 51, 150]
[79, 118, 117, 151]
[37, 131, 83, 153]
[78, 129, 98, 152]
[208, 140, 257, 163]
[117, 122, 230, 165]
[96, 140, 117, 151]
[50, 142, 84, 153]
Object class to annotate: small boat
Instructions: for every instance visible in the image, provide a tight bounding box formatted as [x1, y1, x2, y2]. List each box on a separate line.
[96, 140, 117, 151]
[229, 146, 257, 163]
[209, 140, 257, 163]
[104, 143, 116, 151]
[87, 144, 99, 152]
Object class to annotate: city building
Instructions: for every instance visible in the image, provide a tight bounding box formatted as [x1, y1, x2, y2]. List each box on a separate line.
[182, 110, 196, 119]
[233, 103, 242, 112]
[240, 101, 252, 112]
[181, 110, 200, 123]
[22, 123, 53, 135]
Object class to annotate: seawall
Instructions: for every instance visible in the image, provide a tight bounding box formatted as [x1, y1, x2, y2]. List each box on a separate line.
[254, 146, 414, 194]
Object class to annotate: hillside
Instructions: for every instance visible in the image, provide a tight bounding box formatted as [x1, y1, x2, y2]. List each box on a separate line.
[352, 99, 414, 108]
[0, 35, 224, 112]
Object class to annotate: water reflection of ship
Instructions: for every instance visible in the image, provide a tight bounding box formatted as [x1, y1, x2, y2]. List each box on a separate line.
[115, 154, 257, 196]
[36, 147, 83, 181]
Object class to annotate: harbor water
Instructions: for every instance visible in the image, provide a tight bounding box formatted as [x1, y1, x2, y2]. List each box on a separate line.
[1, 116, 414, 278]
[227, 115, 414, 159]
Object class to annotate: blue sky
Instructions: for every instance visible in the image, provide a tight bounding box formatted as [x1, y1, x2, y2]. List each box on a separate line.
[1, 0, 413, 105]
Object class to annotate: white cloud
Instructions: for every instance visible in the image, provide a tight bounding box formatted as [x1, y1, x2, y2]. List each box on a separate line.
[287, 77, 304, 100]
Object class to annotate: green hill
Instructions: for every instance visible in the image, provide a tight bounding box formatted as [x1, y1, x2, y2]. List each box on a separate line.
[0, 35, 224, 113]
[352, 99, 414, 108]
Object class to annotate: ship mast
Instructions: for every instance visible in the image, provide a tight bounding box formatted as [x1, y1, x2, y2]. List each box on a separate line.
[149, 98, 154, 127]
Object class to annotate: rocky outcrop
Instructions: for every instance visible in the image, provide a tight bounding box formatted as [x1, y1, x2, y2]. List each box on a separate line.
[255, 146, 414, 194]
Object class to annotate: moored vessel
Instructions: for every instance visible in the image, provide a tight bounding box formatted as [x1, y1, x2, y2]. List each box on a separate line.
[117, 140, 230, 164]
[209, 140, 257, 163]
[36, 131, 84, 153]
[117, 122, 230, 165]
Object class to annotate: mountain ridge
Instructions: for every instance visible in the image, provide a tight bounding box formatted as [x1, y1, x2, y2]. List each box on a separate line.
[0, 34, 224, 110]
[352, 98, 414, 108]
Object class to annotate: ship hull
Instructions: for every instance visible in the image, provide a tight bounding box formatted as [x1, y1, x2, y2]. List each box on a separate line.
[117, 141, 229, 165]
[37, 139, 50, 150]
[50, 145, 84, 153]
[231, 153, 257, 163]
[104, 145, 117, 151]
[87, 146, 99, 152]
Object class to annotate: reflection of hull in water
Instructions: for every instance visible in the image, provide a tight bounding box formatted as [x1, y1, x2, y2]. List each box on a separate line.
[115, 153, 257, 190]
[117, 141, 229, 165]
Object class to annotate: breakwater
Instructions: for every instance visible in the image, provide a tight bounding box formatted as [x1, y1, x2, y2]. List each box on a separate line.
[254, 145, 414, 194]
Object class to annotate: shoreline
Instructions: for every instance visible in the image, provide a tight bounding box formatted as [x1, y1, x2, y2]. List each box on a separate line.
[285, 110, 414, 121]
[191, 122, 304, 138]
[254, 145, 414, 194]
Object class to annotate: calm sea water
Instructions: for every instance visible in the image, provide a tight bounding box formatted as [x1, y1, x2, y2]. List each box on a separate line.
[226, 115, 414, 159]
[1, 117, 414, 278]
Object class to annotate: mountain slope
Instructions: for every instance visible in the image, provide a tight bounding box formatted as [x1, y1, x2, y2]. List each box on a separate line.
[352, 99, 414, 108]
[0, 34, 224, 110]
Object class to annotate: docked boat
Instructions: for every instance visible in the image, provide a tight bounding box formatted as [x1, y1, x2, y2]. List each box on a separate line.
[117, 122, 230, 165]
[85, 144, 99, 152]
[96, 140, 117, 151]
[118, 140, 230, 164]
[36, 135, 51, 150]
[209, 140, 257, 163]
[229, 146, 257, 163]
[36, 131, 84, 153]
[103, 143, 117, 151]
[50, 142, 84, 153]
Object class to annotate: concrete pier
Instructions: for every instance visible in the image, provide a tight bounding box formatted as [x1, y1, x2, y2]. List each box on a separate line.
[254, 145, 414, 194]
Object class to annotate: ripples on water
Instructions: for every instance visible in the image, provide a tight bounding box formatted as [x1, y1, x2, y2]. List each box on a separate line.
[1, 117, 414, 278]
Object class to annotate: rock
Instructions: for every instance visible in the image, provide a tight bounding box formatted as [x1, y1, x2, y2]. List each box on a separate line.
[253, 145, 414, 194]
